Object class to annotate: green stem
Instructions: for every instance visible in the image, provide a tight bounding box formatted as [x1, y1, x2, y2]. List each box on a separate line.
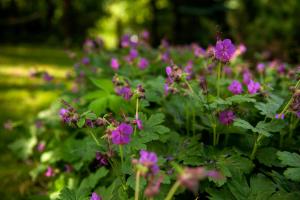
[164, 180, 181, 200]
[216, 63, 222, 98]
[134, 98, 139, 136]
[119, 145, 124, 165]
[279, 79, 300, 115]
[135, 171, 141, 200]
[212, 124, 217, 146]
[89, 130, 100, 146]
[250, 135, 263, 160]
[192, 109, 196, 136]
[185, 105, 190, 135]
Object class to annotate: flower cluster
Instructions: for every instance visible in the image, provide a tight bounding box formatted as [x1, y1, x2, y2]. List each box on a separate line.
[178, 167, 222, 192]
[219, 110, 235, 125]
[215, 39, 236, 62]
[111, 123, 133, 145]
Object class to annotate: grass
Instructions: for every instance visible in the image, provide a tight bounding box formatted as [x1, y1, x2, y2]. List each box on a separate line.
[0, 45, 74, 199]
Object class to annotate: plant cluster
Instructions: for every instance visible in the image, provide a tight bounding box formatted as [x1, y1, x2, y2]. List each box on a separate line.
[8, 32, 300, 200]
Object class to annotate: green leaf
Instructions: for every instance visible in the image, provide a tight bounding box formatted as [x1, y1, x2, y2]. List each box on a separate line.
[8, 134, 37, 160]
[89, 98, 108, 115]
[77, 118, 85, 128]
[90, 78, 114, 93]
[207, 187, 235, 200]
[256, 147, 282, 167]
[227, 173, 250, 200]
[254, 97, 282, 118]
[283, 168, 300, 182]
[226, 94, 256, 104]
[82, 90, 107, 100]
[78, 168, 109, 192]
[58, 188, 77, 200]
[249, 174, 277, 199]
[277, 151, 300, 182]
[233, 119, 255, 132]
[277, 151, 300, 167]
[255, 120, 285, 133]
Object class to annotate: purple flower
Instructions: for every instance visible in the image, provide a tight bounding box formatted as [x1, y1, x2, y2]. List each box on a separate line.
[161, 39, 169, 49]
[35, 120, 43, 129]
[96, 152, 108, 166]
[166, 66, 172, 76]
[193, 45, 206, 57]
[247, 80, 260, 94]
[90, 192, 102, 200]
[184, 61, 193, 80]
[228, 80, 243, 95]
[141, 30, 150, 41]
[164, 83, 169, 95]
[134, 119, 143, 130]
[161, 51, 170, 62]
[277, 63, 286, 74]
[219, 110, 235, 125]
[116, 86, 133, 101]
[275, 114, 285, 119]
[37, 142, 45, 152]
[121, 34, 131, 48]
[3, 120, 13, 131]
[296, 112, 300, 118]
[242, 71, 252, 85]
[215, 39, 236, 62]
[111, 123, 133, 145]
[59, 108, 70, 123]
[85, 119, 94, 128]
[65, 164, 73, 173]
[139, 150, 159, 175]
[129, 48, 138, 60]
[138, 58, 149, 70]
[223, 66, 232, 76]
[43, 72, 53, 82]
[257, 63, 265, 73]
[82, 57, 90, 65]
[110, 58, 119, 71]
[45, 166, 54, 177]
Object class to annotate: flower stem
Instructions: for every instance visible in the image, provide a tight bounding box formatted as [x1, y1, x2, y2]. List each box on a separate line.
[164, 180, 181, 200]
[279, 79, 300, 115]
[119, 145, 124, 165]
[88, 130, 100, 146]
[212, 124, 217, 146]
[250, 135, 263, 160]
[134, 98, 139, 136]
[135, 170, 141, 200]
[192, 109, 196, 136]
[216, 63, 222, 98]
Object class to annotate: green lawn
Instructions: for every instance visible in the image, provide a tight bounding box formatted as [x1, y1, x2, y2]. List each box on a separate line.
[0, 45, 74, 199]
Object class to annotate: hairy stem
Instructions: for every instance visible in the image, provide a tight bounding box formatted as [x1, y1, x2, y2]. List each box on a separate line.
[119, 145, 124, 165]
[165, 180, 181, 200]
[212, 124, 217, 146]
[216, 63, 222, 98]
[135, 170, 141, 200]
[250, 135, 263, 160]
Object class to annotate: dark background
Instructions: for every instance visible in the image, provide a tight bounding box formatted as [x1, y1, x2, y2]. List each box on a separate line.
[1, 0, 299, 62]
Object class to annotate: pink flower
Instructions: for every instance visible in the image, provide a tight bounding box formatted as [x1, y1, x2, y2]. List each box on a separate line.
[45, 166, 54, 177]
[110, 58, 119, 71]
[138, 58, 149, 70]
[247, 80, 260, 94]
[228, 80, 243, 95]
[219, 110, 235, 125]
[111, 123, 133, 145]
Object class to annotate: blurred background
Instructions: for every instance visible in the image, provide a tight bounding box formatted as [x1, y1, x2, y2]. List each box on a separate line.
[1, 0, 300, 60]
[0, 0, 299, 199]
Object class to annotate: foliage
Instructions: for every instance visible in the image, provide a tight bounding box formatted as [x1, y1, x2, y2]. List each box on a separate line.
[5, 33, 300, 200]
